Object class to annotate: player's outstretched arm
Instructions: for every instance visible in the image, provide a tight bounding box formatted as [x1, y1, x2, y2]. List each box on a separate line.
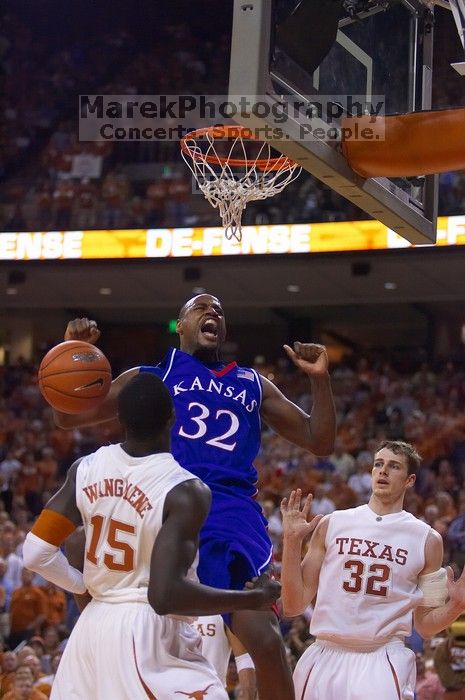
[260, 342, 336, 456]
[280, 489, 327, 617]
[23, 460, 87, 594]
[414, 529, 465, 637]
[53, 317, 139, 429]
[148, 479, 281, 616]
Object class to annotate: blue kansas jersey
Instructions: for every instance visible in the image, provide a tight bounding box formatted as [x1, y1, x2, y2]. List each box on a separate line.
[141, 348, 273, 596]
[141, 348, 263, 499]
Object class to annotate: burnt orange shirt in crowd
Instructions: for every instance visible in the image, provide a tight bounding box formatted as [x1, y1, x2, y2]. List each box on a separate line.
[9, 586, 47, 634]
[47, 429, 74, 461]
[34, 680, 53, 699]
[3, 688, 48, 700]
[40, 586, 66, 626]
[16, 464, 42, 496]
[36, 458, 58, 492]
[0, 671, 16, 696]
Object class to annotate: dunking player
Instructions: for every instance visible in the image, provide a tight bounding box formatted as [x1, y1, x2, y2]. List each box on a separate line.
[281, 440, 465, 700]
[54, 293, 336, 699]
[23, 373, 280, 699]
[193, 615, 256, 699]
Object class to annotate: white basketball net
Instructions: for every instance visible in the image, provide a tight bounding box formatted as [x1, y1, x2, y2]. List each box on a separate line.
[181, 128, 302, 241]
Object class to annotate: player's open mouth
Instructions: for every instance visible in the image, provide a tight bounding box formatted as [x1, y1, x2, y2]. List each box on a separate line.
[377, 480, 389, 485]
[200, 318, 219, 341]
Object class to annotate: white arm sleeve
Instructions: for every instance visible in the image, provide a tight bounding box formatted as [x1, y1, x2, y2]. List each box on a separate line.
[418, 567, 448, 607]
[23, 532, 87, 594]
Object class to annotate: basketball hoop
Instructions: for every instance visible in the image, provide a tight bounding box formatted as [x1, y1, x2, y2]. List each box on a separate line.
[180, 125, 301, 241]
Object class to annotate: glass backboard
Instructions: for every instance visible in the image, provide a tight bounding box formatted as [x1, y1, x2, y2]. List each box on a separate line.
[228, 0, 439, 243]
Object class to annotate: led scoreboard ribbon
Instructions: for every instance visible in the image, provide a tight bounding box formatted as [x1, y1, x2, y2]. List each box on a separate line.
[1, 217, 464, 260]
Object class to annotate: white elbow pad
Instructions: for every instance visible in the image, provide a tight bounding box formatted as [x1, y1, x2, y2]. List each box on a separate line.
[23, 532, 87, 595]
[418, 567, 447, 607]
[235, 653, 255, 672]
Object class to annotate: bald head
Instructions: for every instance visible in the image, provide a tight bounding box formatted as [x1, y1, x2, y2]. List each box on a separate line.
[176, 293, 226, 359]
[178, 293, 222, 319]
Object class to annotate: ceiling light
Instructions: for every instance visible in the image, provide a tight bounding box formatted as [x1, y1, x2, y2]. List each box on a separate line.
[6, 287, 18, 295]
[384, 282, 397, 290]
[287, 284, 300, 293]
[192, 287, 206, 294]
[99, 287, 112, 295]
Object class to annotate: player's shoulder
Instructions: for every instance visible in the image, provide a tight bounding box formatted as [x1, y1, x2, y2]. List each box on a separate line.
[330, 505, 361, 521]
[139, 363, 164, 377]
[148, 347, 209, 382]
[401, 509, 432, 533]
[422, 527, 444, 572]
[75, 443, 116, 475]
[322, 505, 365, 535]
[425, 527, 443, 548]
[165, 477, 211, 516]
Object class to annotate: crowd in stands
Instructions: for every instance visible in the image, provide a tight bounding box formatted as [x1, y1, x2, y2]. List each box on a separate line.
[1, 3, 465, 695]
[1, 8, 465, 234]
[0, 348, 465, 696]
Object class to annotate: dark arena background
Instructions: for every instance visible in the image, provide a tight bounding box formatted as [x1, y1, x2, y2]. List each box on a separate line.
[1, 0, 465, 697]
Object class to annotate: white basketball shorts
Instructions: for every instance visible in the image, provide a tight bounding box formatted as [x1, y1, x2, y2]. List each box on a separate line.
[293, 638, 416, 700]
[50, 599, 228, 700]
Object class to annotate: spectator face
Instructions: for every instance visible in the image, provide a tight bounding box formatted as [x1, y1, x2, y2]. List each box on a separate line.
[13, 676, 33, 700]
[438, 459, 452, 476]
[29, 640, 44, 658]
[2, 651, 17, 672]
[262, 500, 275, 518]
[22, 655, 40, 680]
[436, 491, 454, 515]
[13, 666, 34, 685]
[16, 647, 34, 664]
[43, 626, 59, 649]
[15, 510, 28, 527]
[424, 504, 439, 524]
[2, 532, 16, 554]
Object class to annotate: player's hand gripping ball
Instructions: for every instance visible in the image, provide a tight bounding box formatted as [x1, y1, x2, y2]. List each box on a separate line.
[38, 340, 111, 414]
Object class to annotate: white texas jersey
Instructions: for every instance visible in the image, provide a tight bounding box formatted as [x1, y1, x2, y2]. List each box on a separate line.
[192, 615, 231, 686]
[75, 444, 198, 603]
[311, 504, 431, 646]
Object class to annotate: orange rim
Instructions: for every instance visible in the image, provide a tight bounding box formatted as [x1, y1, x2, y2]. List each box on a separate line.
[180, 125, 297, 172]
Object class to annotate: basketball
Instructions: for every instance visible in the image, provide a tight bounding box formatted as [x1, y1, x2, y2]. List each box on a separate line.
[38, 341, 112, 414]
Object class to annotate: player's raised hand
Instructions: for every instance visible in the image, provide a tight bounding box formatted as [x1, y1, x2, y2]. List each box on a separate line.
[281, 489, 322, 542]
[243, 573, 281, 610]
[283, 342, 329, 377]
[64, 318, 101, 344]
[446, 565, 465, 611]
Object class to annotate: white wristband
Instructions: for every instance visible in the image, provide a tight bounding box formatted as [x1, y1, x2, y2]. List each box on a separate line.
[235, 652, 255, 672]
[418, 567, 448, 607]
